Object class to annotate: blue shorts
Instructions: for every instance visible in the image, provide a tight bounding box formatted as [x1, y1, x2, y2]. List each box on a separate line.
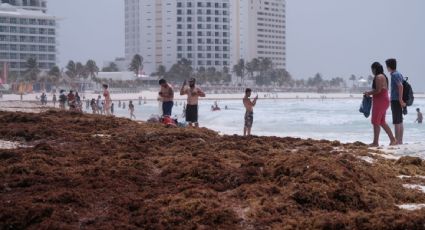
[162, 101, 173, 116]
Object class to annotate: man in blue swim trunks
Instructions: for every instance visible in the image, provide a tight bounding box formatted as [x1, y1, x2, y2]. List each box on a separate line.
[243, 88, 258, 136]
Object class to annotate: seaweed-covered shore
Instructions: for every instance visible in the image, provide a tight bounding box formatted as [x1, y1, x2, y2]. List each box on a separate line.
[1, 110, 425, 229]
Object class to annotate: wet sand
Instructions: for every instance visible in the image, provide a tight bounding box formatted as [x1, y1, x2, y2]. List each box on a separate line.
[1, 110, 425, 229]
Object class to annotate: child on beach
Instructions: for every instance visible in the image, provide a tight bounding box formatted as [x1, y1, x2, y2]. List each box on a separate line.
[129, 101, 136, 119]
[59, 90, 67, 110]
[416, 108, 423, 124]
[90, 98, 97, 114]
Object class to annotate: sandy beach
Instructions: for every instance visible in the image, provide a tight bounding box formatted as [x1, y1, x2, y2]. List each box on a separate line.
[1, 110, 425, 229]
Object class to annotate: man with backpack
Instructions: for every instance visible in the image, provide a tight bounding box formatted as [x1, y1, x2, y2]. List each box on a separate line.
[386, 58, 405, 145]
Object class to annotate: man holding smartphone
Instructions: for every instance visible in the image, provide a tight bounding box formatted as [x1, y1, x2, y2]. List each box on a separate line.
[180, 78, 206, 127]
[243, 88, 258, 136]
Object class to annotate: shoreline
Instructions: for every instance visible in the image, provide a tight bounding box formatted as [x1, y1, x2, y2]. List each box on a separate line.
[2, 91, 425, 102]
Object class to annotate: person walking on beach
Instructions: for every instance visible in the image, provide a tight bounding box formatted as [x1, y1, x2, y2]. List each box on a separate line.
[243, 88, 258, 136]
[158, 79, 174, 116]
[103, 84, 112, 116]
[52, 94, 57, 107]
[111, 103, 114, 115]
[386, 58, 406, 145]
[364, 62, 397, 146]
[59, 90, 66, 110]
[67, 90, 76, 111]
[180, 78, 206, 127]
[96, 95, 102, 114]
[416, 108, 423, 124]
[90, 98, 97, 114]
[129, 100, 136, 119]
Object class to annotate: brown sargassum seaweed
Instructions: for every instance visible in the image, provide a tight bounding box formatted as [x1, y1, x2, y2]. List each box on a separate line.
[1, 110, 425, 229]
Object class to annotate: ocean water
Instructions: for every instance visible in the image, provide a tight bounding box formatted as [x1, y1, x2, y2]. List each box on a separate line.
[111, 98, 424, 146]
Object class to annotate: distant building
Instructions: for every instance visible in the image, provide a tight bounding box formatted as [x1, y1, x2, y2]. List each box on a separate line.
[1, 0, 47, 13]
[231, 0, 286, 69]
[124, 0, 286, 75]
[0, 1, 57, 76]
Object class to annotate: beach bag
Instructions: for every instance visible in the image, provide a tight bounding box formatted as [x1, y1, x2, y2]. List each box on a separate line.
[402, 76, 414, 106]
[359, 95, 372, 118]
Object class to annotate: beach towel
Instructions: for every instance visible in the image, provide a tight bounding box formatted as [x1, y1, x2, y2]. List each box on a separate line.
[359, 95, 372, 118]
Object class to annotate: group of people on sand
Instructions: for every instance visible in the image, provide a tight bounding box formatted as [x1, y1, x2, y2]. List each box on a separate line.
[57, 89, 83, 112]
[89, 84, 112, 116]
[157, 78, 206, 127]
[156, 78, 258, 135]
[364, 58, 421, 147]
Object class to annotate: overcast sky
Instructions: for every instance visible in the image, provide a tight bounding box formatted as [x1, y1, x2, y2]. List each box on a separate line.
[49, 0, 425, 92]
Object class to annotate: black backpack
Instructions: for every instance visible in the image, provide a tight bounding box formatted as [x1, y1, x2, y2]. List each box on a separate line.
[402, 76, 414, 106]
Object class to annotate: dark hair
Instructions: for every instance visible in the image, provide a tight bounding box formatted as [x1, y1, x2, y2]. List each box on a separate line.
[371, 62, 384, 76]
[102, 84, 108, 89]
[418, 108, 421, 112]
[245, 88, 252, 94]
[385, 58, 397, 70]
[371, 62, 388, 90]
[159, 79, 166, 85]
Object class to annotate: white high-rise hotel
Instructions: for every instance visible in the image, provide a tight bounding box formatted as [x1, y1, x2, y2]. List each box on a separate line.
[0, 0, 57, 75]
[125, 0, 286, 75]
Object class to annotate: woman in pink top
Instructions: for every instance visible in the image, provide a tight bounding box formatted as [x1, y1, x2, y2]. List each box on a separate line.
[365, 62, 396, 146]
[103, 84, 112, 116]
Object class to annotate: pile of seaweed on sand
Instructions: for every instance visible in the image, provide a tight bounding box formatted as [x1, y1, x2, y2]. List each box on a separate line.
[1, 110, 425, 229]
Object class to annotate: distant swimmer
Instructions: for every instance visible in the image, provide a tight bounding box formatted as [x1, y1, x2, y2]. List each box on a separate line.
[243, 88, 258, 136]
[180, 78, 206, 127]
[416, 108, 423, 124]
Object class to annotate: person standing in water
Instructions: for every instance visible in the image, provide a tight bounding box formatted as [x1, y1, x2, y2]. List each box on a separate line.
[364, 62, 397, 146]
[243, 88, 258, 136]
[52, 94, 57, 107]
[416, 108, 423, 124]
[386, 58, 406, 145]
[129, 100, 136, 119]
[103, 84, 112, 116]
[180, 78, 206, 127]
[158, 79, 174, 116]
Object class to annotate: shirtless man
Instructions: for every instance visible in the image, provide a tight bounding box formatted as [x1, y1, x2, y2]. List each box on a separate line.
[158, 79, 174, 116]
[180, 78, 206, 127]
[416, 108, 423, 124]
[243, 88, 258, 136]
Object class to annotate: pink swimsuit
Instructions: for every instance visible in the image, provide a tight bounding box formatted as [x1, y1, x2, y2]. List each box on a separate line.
[371, 88, 389, 125]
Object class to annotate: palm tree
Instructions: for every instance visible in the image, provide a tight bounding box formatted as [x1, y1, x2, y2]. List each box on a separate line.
[259, 58, 273, 74]
[48, 65, 61, 90]
[129, 54, 143, 77]
[86, 60, 99, 79]
[156, 65, 166, 79]
[66, 60, 77, 79]
[232, 59, 246, 83]
[24, 58, 40, 82]
[102, 62, 119, 72]
[75, 62, 86, 79]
